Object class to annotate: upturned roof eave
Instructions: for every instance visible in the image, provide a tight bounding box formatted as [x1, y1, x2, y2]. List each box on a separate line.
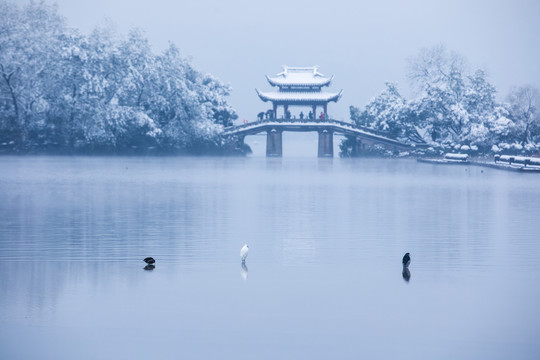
[265, 74, 334, 88]
[255, 89, 343, 103]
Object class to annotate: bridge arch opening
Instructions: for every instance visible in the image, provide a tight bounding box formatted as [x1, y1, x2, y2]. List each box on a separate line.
[243, 131, 344, 157]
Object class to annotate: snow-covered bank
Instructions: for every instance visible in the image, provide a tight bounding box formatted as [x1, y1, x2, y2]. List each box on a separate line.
[417, 155, 540, 173]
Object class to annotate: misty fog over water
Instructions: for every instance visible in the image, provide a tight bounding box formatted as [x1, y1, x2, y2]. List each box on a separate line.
[1, 156, 539, 359]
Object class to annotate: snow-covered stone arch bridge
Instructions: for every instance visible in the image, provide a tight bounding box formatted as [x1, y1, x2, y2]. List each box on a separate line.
[222, 119, 423, 157]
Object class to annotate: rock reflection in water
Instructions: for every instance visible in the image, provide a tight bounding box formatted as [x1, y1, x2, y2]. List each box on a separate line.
[402, 267, 411, 282]
[144, 265, 155, 271]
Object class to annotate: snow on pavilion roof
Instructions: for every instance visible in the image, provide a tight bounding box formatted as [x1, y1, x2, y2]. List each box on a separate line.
[256, 89, 343, 104]
[266, 66, 333, 87]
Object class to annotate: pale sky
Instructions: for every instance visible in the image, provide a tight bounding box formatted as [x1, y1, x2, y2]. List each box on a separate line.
[15, 0, 540, 122]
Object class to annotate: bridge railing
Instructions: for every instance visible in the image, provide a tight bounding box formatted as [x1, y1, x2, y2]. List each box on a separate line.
[223, 118, 426, 146]
[223, 118, 428, 148]
[224, 118, 390, 138]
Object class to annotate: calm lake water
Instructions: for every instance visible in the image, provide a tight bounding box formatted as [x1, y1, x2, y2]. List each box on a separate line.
[1, 155, 539, 359]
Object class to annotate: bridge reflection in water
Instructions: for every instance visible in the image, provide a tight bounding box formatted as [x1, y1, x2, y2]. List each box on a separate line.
[223, 119, 421, 157]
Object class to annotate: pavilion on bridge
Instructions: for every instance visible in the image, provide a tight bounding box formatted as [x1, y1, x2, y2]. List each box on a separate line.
[256, 66, 343, 120]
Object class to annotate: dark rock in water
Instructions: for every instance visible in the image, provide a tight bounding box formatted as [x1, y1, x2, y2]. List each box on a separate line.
[144, 257, 155, 265]
[402, 252, 411, 268]
[144, 264, 155, 271]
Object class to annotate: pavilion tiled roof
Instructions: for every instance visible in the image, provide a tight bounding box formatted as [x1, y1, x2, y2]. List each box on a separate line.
[266, 66, 333, 87]
[256, 89, 343, 103]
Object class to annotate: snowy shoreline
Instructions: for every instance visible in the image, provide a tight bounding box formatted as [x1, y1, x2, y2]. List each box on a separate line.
[417, 157, 540, 172]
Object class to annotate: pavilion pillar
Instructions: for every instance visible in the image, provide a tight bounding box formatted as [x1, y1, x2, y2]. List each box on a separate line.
[312, 105, 317, 120]
[318, 129, 333, 157]
[266, 129, 282, 157]
[284, 104, 289, 119]
[272, 103, 277, 119]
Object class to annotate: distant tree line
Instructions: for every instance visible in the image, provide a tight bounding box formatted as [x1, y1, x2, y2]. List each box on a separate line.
[341, 45, 540, 157]
[0, 1, 242, 154]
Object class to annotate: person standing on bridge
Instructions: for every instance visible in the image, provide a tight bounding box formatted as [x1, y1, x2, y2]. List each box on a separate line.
[299, 111, 304, 119]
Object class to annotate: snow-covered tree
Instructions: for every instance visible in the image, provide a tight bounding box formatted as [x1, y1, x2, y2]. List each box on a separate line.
[0, 0, 64, 148]
[0, 0, 239, 154]
[407, 45, 472, 143]
[342, 45, 539, 156]
[506, 85, 540, 145]
[116, 29, 156, 109]
[350, 83, 422, 143]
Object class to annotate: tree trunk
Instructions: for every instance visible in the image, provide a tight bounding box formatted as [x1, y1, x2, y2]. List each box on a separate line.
[1, 66, 23, 147]
[1, 68, 20, 127]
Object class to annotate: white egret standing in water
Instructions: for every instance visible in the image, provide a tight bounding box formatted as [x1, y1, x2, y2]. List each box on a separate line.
[240, 244, 249, 263]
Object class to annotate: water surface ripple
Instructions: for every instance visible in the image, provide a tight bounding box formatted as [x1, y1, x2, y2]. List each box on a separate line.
[0, 156, 539, 359]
